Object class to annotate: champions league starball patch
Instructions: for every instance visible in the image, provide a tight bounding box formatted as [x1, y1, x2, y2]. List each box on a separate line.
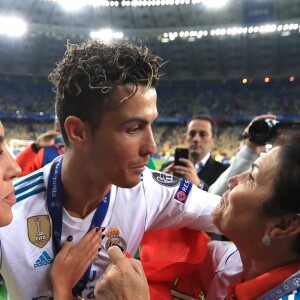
[152, 171, 180, 187]
[174, 179, 192, 204]
[27, 215, 51, 248]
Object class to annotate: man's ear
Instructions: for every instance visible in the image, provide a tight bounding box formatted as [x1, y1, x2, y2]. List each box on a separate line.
[270, 214, 300, 240]
[64, 116, 87, 147]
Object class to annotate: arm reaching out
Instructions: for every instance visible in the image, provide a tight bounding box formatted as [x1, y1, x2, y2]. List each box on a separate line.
[35, 130, 58, 148]
[94, 246, 150, 300]
[51, 227, 103, 300]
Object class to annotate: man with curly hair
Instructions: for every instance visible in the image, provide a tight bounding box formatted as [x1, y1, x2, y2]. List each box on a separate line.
[1, 39, 222, 299]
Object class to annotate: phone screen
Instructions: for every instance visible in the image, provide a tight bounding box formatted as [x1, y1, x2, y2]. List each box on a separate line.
[174, 148, 189, 166]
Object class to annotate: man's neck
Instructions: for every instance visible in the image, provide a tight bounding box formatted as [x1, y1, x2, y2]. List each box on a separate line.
[64, 198, 105, 219]
[61, 156, 111, 219]
[190, 153, 209, 165]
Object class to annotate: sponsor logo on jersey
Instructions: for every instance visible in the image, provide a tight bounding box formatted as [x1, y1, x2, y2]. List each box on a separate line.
[152, 171, 180, 187]
[174, 179, 192, 204]
[34, 250, 54, 268]
[28, 215, 51, 248]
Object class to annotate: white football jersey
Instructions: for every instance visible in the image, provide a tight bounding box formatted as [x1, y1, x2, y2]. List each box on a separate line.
[0, 156, 220, 300]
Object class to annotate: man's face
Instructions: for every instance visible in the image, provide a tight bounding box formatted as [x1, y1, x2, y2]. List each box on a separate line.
[84, 85, 158, 188]
[184, 119, 215, 162]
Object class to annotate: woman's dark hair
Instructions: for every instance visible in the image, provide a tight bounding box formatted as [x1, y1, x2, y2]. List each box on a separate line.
[263, 129, 300, 253]
[49, 39, 164, 146]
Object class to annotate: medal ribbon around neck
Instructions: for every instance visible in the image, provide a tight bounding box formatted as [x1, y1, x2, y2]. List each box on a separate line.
[47, 157, 110, 297]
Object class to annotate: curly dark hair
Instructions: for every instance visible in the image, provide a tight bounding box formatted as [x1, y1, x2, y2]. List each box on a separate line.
[263, 129, 300, 253]
[48, 39, 164, 146]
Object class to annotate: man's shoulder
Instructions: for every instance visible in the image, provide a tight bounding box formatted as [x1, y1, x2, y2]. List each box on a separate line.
[14, 169, 47, 203]
[208, 156, 229, 170]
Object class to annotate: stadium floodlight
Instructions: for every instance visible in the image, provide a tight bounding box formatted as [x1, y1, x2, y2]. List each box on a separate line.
[0, 16, 27, 37]
[201, 0, 229, 8]
[58, 0, 86, 11]
[161, 38, 169, 43]
[54, 0, 109, 9]
[90, 29, 124, 41]
[50, 0, 229, 7]
[159, 22, 300, 43]
[283, 24, 289, 31]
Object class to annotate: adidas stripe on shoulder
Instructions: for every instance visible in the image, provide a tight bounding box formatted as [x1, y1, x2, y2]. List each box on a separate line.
[14, 171, 46, 202]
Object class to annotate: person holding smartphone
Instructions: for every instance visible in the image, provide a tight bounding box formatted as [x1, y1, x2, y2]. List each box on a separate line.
[161, 114, 228, 191]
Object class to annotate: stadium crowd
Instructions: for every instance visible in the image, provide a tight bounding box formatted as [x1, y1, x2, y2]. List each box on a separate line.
[1, 76, 300, 117]
[2, 75, 299, 161]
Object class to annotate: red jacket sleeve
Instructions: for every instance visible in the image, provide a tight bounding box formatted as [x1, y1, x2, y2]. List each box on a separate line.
[140, 228, 210, 300]
[16, 144, 44, 177]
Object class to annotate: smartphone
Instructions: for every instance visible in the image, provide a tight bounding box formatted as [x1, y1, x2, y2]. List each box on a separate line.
[174, 148, 189, 166]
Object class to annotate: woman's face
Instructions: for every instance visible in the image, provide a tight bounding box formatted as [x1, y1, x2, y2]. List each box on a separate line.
[211, 147, 280, 246]
[0, 122, 21, 226]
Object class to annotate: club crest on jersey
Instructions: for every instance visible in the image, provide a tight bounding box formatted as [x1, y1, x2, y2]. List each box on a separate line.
[174, 179, 192, 204]
[152, 171, 180, 187]
[27, 215, 51, 248]
[105, 227, 127, 254]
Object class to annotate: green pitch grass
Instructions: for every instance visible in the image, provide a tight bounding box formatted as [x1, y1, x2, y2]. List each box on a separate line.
[153, 159, 167, 170]
[0, 284, 7, 299]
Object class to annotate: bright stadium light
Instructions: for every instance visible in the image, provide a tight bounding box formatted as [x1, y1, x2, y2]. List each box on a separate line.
[49, 0, 229, 7]
[58, 0, 86, 11]
[159, 22, 300, 43]
[201, 0, 229, 8]
[0, 16, 27, 37]
[90, 29, 124, 42]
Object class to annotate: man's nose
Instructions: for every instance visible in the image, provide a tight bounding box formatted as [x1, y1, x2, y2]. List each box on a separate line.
[142, 130, 157, 156]
[5, 152, 21, 180]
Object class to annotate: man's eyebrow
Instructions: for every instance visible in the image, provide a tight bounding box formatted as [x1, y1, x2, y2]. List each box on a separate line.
[121, 117, 157, 125]
[251, 163, 259, 171]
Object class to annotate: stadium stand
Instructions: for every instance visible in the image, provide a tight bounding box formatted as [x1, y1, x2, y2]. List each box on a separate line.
[1, 76, 299, 160]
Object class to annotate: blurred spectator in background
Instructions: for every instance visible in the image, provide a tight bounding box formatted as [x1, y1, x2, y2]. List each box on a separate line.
[16, 118, 64, 177]
[209, 114, 276, 196]
[161, 115, 228, 191]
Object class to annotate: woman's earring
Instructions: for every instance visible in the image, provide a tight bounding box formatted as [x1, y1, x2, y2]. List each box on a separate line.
[262, 234, 271, 247]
